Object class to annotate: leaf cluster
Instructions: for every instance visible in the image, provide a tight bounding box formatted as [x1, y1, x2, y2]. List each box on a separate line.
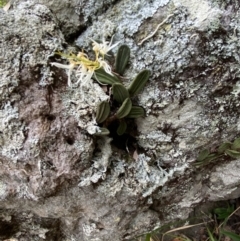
[195, 137, 240, 166]
[94, 45, 150, 136]
[213, 205, 234, 221]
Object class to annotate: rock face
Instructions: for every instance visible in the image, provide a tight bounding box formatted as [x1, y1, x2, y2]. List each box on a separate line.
[1, 0, 240, 240]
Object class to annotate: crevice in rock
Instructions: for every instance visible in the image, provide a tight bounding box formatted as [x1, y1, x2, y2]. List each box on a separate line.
[63, 25, 88, 44]
[0, 217, 20, 240]
[107, 119, 139, 152]
[45, 114, 56, 121]
[64, 135, 75, 145]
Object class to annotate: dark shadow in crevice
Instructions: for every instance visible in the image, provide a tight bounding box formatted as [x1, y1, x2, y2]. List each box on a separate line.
[107, 119, 139, 152]
[0, 218, 19, 240]
[64, 25, 88, 44]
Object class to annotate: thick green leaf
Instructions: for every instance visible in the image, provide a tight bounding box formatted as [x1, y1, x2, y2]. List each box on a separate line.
[112, 83, 129, 103]
[117, 120, 127, 135]
[94, 127, 110, 136]
[232, 137, 240, 150]
[94, 68, 120, 85]
[116, 98, 132, 119]
[115, 45, 130, 75]
[128, 70, 150, 97]
[197, 149, 210, 162]
[96, 101, 110, 123]
[218, 142, 232, 154]
[221, 230, 240, 241]
[225, 149, 240, 158]
[126, 106, 145, 118]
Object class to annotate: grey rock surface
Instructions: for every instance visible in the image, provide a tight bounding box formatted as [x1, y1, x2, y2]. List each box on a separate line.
[0, 0, 240, 240]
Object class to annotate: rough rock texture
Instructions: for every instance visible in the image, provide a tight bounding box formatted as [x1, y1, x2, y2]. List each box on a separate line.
[1, 0, 240, 240]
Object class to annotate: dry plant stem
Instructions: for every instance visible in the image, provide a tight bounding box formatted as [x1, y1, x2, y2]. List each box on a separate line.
[138, 14, 174, 45]
[161, 221, 214, 241]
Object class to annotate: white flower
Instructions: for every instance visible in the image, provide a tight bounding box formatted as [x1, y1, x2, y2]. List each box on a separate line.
[91, 36, 120, 56]
[75, 64, 94, 87]
[98, 58, 112, 75]
[51, 62, 75, 87]
[51, 36, 119, 88]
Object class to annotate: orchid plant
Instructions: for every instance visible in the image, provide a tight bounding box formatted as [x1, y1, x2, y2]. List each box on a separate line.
[51, 37, 150, 136]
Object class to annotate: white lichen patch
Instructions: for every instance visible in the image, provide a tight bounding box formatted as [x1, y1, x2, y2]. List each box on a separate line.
[76, 0, 170, 47]
[137, 99, 202, 135]
[61, 83, 109, 134]
[16, 183, 38, 200]
[208, 160, 240, 201]
[138, 131, 172, 150]
[0, 180, 7, 200]
[78, 137, 112, 186]
[173, 0, 222, 30]
[0, 1, 64, 165]
[92, 155, 126, 197]
[91, 152, 188, 200]
[0, 102, 25, 162]
[231, 81, 240, 97]
[84, 19, 117, 46]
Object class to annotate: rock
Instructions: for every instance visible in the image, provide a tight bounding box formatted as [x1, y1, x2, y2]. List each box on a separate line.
[1, 0, 240, 240]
